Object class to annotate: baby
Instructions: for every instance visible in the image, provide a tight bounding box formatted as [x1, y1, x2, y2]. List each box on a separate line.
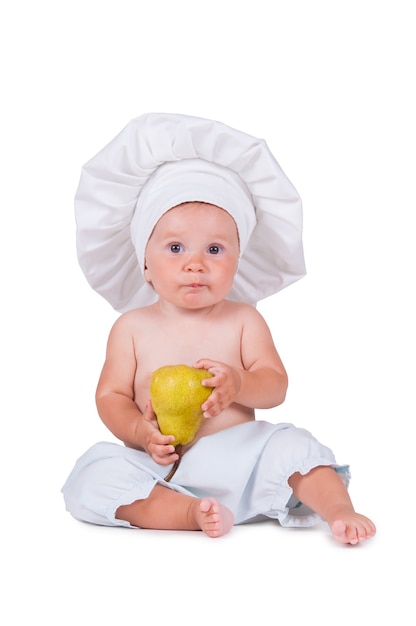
[62, 113, 376, 544]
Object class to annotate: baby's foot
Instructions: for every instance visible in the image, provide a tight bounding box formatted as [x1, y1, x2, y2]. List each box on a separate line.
[331, 513, 376, 545]
[192, 498, 234, 538]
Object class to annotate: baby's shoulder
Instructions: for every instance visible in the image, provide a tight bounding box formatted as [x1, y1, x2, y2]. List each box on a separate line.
[110, 304, 158, 332]
[221, 300, 270, 332]
[217, 301, 265, 329]
[223, 300, 262, 319]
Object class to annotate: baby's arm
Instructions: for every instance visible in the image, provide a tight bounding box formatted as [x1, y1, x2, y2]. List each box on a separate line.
[95, 315, 179, 466]
[195, 305, 288, 418]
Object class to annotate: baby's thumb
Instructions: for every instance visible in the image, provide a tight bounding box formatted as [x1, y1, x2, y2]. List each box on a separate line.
[143, 400, 156, 422]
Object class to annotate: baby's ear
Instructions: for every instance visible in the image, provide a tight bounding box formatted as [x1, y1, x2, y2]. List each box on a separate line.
[143, 262, 152, 283]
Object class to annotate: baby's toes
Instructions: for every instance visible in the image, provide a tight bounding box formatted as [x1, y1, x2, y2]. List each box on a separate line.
[332, 520, 349, 543]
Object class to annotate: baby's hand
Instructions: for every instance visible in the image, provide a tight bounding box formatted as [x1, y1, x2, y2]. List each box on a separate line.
[142, 401, 180, 465]
[194, 358, 241, 418]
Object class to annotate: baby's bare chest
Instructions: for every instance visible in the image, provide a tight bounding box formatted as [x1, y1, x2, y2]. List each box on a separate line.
[133, 316, 243, 404]
[141, 320, 241, 367]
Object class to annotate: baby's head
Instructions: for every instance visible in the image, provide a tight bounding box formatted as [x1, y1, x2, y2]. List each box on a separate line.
[75, 113, 306, 312]
[143, 201, 241, 304]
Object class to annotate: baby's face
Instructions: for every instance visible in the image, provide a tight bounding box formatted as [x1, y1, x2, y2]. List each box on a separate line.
[144, 202, 240, 309]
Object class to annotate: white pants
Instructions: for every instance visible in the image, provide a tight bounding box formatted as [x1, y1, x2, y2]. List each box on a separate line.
[61, 420, 350, 528]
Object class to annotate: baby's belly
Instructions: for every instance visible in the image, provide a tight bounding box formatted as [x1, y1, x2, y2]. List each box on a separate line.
[181, 404, 255, 454]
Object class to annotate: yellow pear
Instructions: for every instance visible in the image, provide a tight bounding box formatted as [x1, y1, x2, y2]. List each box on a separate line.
[150, 364, 213, 446]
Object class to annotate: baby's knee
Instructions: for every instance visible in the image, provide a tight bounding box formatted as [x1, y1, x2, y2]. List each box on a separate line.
[262, 425, 336, 477]
[61, 445, 158, 527]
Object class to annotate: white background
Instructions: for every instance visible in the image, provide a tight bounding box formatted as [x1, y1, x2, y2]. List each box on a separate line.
[1, 1, 415, 624]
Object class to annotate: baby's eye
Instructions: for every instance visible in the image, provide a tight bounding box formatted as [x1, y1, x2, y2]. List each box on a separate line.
[208, 245, 222, 255]
[169, 243, 183, 253]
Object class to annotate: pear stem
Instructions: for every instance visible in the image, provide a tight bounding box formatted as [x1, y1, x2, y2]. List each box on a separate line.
[163, 445, 183, 482]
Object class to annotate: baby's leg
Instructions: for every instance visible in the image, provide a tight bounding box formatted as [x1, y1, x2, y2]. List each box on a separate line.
[288, 466, 376, 545]
[116, 484, 234, 538]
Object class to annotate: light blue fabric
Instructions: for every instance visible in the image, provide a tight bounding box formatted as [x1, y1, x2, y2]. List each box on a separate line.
[62, 421, 350, 529]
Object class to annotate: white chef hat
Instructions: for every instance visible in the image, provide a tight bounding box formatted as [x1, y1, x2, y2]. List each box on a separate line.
[75, 113, 306, 312]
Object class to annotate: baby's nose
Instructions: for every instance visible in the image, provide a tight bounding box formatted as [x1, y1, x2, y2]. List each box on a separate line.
[185, 256, 204, 271]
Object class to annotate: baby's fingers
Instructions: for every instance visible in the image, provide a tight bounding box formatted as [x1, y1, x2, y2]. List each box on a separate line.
[201, 375, 216, 388]
[150, 441, 179, 465]
[194, 358, 216, 371]
[201, 395, 222, 418]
